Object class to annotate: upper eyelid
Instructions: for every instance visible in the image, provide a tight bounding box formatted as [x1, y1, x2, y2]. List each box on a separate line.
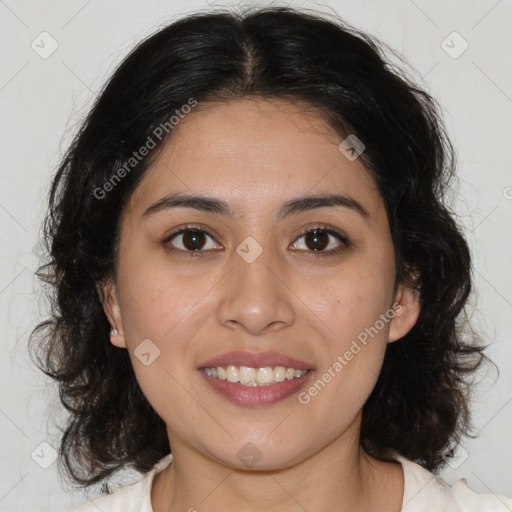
[163, 224, 218, 243]
[295, 224, 346, 240]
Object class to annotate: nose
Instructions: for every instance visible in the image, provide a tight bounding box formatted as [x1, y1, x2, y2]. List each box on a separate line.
[215, 242, 296, 336]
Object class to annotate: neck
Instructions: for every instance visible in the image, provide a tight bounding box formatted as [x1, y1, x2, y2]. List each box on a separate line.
[151, 426, 404, 512]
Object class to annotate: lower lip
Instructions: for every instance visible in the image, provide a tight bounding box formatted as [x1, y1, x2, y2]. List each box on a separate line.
[198, 369, 315, 407]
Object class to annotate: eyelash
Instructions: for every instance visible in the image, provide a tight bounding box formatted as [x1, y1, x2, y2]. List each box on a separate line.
[162, 223, 350, 258]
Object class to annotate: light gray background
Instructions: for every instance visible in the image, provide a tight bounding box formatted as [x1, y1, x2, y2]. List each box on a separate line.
[1, 0, 511, 510]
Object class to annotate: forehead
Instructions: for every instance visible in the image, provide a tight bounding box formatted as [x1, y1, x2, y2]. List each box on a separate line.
[125, 98, 383, 222]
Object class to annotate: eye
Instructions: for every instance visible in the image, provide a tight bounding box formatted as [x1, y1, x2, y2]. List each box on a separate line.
[163, 225, 222, 254]
[163, 223, 349, 257]
[290, 224, 349, 256]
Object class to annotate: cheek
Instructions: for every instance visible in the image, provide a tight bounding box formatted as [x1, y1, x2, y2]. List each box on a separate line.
[300, 263, 393, 341]
[117, 267, 206, 418]
[299, 278, 392, 423]
[296, 257, 395, 406]
[119, 253, 215, 341]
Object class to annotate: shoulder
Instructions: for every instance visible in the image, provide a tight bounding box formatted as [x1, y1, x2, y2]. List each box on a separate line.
[72, 454, 173, 512]
[450, 478, 512, 512]
[393, 453, 512, 512]
[73, 479, 148, 512]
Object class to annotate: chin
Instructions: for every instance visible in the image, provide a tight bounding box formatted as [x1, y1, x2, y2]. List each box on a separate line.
[205, 439, 310, 471]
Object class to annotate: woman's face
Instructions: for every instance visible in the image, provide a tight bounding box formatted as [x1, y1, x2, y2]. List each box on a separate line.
[101, 98, 420, 469]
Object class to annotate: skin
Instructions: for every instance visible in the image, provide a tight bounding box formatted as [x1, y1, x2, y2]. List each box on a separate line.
[100, 98, 421, 512]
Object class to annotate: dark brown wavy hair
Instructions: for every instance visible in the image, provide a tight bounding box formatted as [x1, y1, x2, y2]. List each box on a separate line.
[29, 5, 494, 490]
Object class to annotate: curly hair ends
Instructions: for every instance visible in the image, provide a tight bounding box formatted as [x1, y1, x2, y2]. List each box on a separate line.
[29, 6, 494, 488]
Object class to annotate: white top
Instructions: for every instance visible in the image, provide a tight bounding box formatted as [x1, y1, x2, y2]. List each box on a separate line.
[74, 452, 512, 511]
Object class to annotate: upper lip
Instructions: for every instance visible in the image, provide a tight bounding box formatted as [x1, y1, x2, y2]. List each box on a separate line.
[198, 350, 314, 371]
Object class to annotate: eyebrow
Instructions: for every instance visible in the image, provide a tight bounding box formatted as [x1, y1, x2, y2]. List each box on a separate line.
[141, 192, 370, 223]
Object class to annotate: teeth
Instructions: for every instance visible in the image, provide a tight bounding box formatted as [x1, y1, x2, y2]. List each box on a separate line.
[239, 366, 256, 385]
[203, 365, 309, 385]
[274, 366, 286, 382]
[226, 365, 239, 383]
[256, 367, 274, 384]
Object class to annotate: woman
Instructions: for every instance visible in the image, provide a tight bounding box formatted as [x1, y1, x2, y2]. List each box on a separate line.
[30, 6, 512, 512]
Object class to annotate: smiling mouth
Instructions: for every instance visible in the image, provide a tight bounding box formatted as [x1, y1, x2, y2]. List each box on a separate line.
[200, 365, 311, 386]
[198, 365, 315, 407]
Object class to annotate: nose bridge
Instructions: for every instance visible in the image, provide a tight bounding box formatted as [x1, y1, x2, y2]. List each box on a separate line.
[215, 235, 295, 334]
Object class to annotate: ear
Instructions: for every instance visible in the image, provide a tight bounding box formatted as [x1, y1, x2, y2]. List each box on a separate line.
[387, 281, 421, 343]
[96, 276, 127, 348]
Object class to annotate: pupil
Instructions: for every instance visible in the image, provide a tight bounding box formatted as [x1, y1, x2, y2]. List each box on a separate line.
[183, 230, 205, 250]
[306, 230, 328, 251]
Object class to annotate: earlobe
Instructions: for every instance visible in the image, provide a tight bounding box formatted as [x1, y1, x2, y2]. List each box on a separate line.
[97, 276, 127, 348]
[387, 282, 421, 343]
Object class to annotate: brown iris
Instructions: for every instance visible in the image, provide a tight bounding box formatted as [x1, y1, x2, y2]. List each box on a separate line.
[303, 230, 329, 251]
